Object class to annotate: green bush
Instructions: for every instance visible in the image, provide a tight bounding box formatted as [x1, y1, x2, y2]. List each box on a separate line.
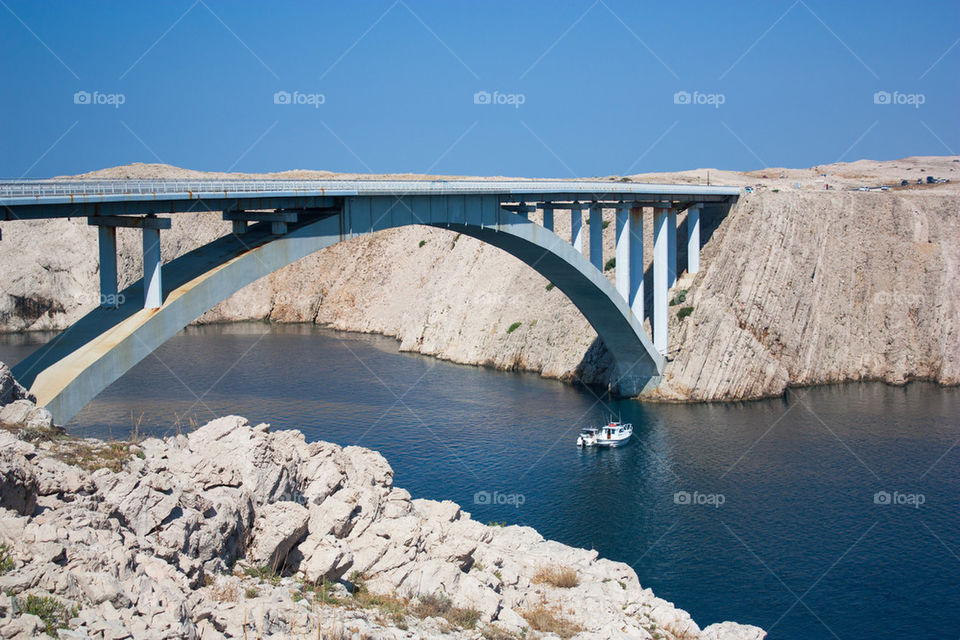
[602, 219, 611, 229]
[545, 283, 555, 291]
[506, 322, 522, 334]
[677, 306, 694, 320]
[22, 595, 77, 636]
[418, 239, 427, 248]
[604, 257, 616, 271]
[0, 544, 13, 575]
[669, 290, 688, 306]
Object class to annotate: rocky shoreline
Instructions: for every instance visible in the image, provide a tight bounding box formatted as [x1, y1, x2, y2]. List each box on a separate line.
[0, 363, 764, 639]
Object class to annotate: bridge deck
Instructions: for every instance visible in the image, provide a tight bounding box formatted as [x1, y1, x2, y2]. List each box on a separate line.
[0, 179, 739, 219]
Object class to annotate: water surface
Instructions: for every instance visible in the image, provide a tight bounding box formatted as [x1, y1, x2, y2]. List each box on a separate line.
[2, 324, 957, 639]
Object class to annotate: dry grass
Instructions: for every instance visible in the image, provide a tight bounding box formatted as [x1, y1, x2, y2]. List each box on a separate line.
[532, 565, 580, 588]
[521, 604, 584, 639]
[51, 440, 136, 472]
[209, 580, 240, 603]
[412, 593, 482, 630]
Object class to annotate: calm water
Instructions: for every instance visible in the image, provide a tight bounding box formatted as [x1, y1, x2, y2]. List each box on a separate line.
[3, 324, 958, 639]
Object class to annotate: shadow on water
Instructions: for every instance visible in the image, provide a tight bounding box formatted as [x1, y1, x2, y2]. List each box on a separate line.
[0, 323, 957, 640]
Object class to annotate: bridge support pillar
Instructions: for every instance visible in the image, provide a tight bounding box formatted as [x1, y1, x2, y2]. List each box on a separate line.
[667, 208, 678, 289]
[97, 226, 118, 308]
[542, 204, 554, 232]
[615, 205, 629, 300]
[653, 206, 669, 354]
[142, 227, 162, 309]
[571, 205, 583, 253]
[232, 220, 248, 235]
[628, 206, 644, 320]
[687, 203, 701, 274]
[589, 204, 603, 270]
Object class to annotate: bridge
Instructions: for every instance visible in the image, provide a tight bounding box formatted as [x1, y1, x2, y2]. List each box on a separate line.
[1, 179, 739, 423]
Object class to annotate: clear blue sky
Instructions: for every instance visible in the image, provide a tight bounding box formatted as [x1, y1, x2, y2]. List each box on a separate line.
[2, 0, 958, 178]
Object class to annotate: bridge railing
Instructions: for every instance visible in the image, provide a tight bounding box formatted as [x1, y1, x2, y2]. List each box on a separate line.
[0, 179, 367, 198]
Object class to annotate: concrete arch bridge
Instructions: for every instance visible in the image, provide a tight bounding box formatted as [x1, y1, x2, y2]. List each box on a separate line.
[0, 179, 738, 423]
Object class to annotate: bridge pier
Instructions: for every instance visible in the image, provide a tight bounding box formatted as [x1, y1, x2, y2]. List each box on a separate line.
[653, 206, 669, 354]
[687, 203, 702, 274]
[142, 226, 163, 309]
[628, 206, 644, 320]
[570, 203, 584, 253]
[542, 204, 554, 232]
[615, 204, 629, 300]
[589, 203, 604, 270]
[97, 226, 118, 308]
[667, 208, 678, 289]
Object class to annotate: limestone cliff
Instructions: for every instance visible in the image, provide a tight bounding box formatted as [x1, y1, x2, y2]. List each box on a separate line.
[1, 157, 957, 401]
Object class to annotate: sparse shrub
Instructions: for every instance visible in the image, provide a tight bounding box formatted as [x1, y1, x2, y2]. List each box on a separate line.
[243, 565, 280, 585]
[22, 595, 77, 636]
[487, 521, 506, 527]
[602, 219, 611, 229]
[532, 565, 579, 588]
[604, 257, 616, 271]
[506, 322, 522, 334]
[677, 306, 694, 320]
[545, 283, 555, 291]
[451, 233, 462, 249]
[210, 580, 240, 603]
[0, 544, 13, 575]
[412, 593, 481, 629]
[482, 623, 523, 639]
[521, 604, 583, 638]
[419, 239, 427, 248]
[669, 290, 687, 306]
[244, 586, 260, 599]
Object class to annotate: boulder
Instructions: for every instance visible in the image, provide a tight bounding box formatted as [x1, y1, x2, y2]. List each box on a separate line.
[246, 501, 309, 570]
[0, 449, 37, 515]
[288, 534, 353, 583]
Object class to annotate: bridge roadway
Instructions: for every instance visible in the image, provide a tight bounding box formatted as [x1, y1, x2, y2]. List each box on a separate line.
[0, 179, 739, 423]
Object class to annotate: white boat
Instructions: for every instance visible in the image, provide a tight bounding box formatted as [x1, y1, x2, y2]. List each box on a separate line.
[577, 421, 633, 447]
[595, 421, 633, 447]
[576, 427, 599, 447]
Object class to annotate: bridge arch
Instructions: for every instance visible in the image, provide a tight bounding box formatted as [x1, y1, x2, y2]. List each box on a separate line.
[13, 195, 663, 424]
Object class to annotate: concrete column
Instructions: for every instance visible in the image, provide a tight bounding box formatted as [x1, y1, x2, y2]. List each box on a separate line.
[232, 220, 248, 234]
[589, 204, 603, 270]
[614, 205, 629, 300]
[629, 206, 644, 320]
[667, 207, 677, 288]
[571, 205, 583, 253]
[542, 204, 554, 232]
[653, 207, 669, 354]
[142, 227, 162, 309]
[98, 226, 118, 308]
[687, 203, 701, 274]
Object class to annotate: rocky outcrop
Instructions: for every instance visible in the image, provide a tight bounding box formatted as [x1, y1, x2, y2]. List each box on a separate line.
[0, 367, 765, 639]
[2, 158, 956, 400]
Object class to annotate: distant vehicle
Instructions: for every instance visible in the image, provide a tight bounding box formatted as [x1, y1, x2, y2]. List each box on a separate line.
[901, 180, 909, 186]
[857, 186, 870, 191]
[744, 186, 754, 193]
[927, 176, 936, 184]
[881, 186, 890, 191]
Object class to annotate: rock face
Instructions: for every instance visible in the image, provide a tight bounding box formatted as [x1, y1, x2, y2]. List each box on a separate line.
[1, 158, 956, 400]
[0, 368, 765, 639]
